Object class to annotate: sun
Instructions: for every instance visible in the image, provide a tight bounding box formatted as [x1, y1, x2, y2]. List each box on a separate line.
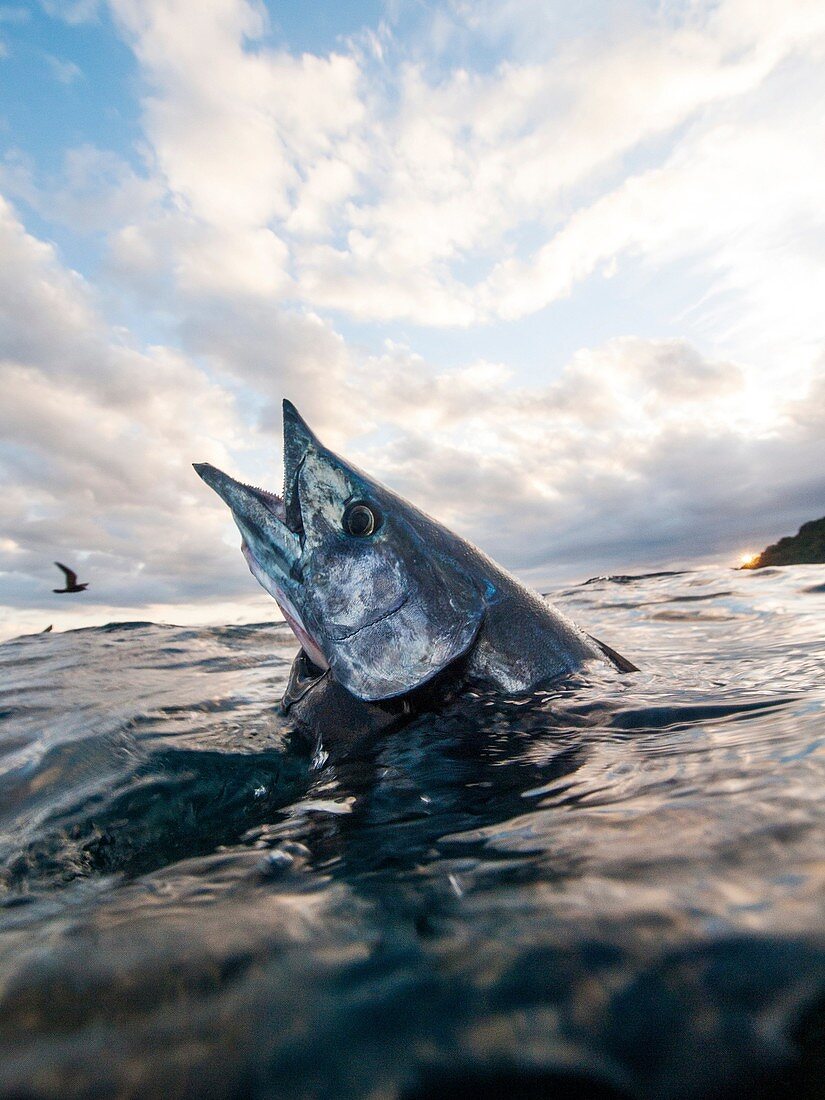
[738, 552, 760, 568]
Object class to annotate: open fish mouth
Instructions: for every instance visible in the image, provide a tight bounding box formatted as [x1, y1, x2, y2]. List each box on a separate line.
[193, 464, 302, 576]
[194, 400, 309, 538]
[193, 404, 309, 569]
[192, 462, 299, 535]
[193, 402, 329, 667]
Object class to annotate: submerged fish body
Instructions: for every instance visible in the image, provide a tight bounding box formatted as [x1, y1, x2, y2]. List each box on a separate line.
[195, 401, 630, 740]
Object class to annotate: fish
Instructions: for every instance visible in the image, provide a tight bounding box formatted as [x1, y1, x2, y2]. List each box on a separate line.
[194, 400, 636, 744]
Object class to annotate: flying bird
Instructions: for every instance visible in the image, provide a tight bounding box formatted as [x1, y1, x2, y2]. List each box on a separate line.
[53, 562, 89, 594]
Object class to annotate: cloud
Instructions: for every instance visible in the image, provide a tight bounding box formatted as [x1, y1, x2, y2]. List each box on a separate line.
[1, 145, 162, 233]
[109, 0, 364, 230]
[479, 59, 825, 375]
[40, 0, 101, 24]
[3, 0, 825, 638]
[44, 53, 83, 83]
[0, 194, 255, 621]
[176, 296, 352, 439]
[1, 186, 823, 639]
[70, 0, 824, 360]
[350, 338, 825, 571]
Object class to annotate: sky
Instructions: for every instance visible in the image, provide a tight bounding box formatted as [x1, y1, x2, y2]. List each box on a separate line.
[1, 0, 824, 640]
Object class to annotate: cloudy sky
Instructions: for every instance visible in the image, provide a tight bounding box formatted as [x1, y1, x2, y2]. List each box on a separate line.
[1, 0, 824, 639]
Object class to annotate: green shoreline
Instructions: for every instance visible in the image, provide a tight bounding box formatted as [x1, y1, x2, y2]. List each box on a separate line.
[741, 516, 825, 569]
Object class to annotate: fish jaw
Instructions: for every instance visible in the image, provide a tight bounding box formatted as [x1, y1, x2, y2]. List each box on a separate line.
[194, 461, 299, 556]
[241, 541, 328, 669]
[193, 461, 328, 669]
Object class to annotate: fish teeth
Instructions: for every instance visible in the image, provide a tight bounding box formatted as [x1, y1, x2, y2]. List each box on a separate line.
[238, 480, 285, 519]
[242, 481, 282, 503]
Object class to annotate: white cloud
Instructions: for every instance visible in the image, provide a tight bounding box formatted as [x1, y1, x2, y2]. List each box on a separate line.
[176, 293, 355, 442]
[109, 0, 364, 224]
[0, 195, 257, 629]
[1, 145, 162, 233]
[479, 58, 825, 384]
[78, 0, 825, 371]
[3, 0, 825, 638]
[297, 0, 825, 327]
[1, 186, 823, 640]
[351, 337, 825, 571]
[44, 53, 83, 83]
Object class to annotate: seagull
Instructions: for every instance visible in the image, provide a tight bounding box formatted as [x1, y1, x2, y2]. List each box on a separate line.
[53, 562, 89, 594]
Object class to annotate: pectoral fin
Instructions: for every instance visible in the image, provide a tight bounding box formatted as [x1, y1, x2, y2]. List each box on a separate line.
[589, 635, 639, 673]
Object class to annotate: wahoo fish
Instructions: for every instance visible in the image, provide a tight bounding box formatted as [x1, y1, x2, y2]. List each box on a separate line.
[194, 401, 635, 744]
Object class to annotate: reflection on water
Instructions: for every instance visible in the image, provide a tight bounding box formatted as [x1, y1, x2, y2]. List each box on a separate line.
[0, 567, 823, 1098]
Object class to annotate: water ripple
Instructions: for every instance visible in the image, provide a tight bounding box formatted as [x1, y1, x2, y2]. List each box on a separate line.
[0, 566, 823, 1098]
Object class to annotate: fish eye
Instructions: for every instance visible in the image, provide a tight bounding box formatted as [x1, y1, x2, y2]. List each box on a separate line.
[343, 502, 378, 537]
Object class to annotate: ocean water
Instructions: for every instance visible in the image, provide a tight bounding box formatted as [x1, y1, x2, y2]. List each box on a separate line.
[0, 566, 823, 1099]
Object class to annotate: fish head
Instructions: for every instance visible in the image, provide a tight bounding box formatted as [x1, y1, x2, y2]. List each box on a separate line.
[194, 400, 484, 701]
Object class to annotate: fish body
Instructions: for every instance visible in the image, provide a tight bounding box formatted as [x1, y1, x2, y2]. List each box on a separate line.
[195, 401, 633, 743]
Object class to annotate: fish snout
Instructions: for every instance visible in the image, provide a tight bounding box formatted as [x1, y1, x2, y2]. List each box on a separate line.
[194, 462, 301, 581]
[192, 463, 226, 495]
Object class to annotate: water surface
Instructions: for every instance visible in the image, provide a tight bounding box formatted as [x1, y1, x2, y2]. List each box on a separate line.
[1, 566, 823, 1098]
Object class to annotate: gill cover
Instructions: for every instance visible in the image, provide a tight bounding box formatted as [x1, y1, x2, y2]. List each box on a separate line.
[283, 402, 484, 701]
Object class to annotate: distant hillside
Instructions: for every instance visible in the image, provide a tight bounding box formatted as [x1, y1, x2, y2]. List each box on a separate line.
[742, 516, 825, 568]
